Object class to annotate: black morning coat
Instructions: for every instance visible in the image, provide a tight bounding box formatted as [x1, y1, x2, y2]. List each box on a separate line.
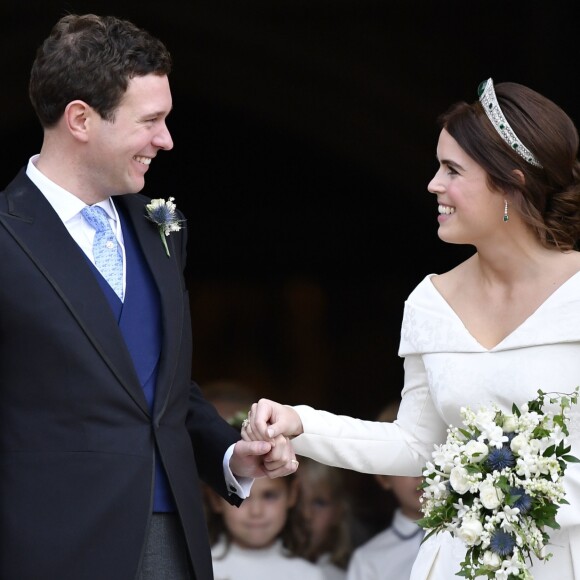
[0, 168, 242, 580]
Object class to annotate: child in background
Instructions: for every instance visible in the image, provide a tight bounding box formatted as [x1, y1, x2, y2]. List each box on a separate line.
[206, 473, 325, 580]
[346, 401, 424, 580]
[201, 379, 258, 427]
[295, 457, 353, 579]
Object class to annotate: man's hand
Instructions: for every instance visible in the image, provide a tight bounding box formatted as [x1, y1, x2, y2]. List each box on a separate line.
[229, 434, 299, 479]
[240, 398, 304, 442]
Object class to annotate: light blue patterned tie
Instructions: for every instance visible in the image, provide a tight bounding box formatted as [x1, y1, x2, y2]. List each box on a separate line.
[81, 205, 123, 299]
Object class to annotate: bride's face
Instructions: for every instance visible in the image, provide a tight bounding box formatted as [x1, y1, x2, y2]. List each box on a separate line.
[428, 129, 504, 246]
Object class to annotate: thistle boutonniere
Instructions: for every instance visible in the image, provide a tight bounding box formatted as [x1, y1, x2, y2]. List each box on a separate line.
[145, 197, 184, 257]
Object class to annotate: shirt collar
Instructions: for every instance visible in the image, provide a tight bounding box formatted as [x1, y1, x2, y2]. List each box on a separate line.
[26, 154, 119, 224]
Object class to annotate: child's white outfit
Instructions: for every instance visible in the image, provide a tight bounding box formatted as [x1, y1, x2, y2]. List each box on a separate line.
[347, 509, 423, 580]
[212, 537, 325, 580]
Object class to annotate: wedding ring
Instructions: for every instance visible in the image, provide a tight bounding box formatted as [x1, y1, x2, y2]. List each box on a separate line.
[241, 418, 249, 430]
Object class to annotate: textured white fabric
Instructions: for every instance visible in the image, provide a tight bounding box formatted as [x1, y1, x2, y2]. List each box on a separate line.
[293, 273, 580, 579]
[347, 510, 423, 580]
[211, 538, 325, 580]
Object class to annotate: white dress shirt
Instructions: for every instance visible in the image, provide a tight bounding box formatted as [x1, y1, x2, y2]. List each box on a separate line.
[26, 155, 127, 300]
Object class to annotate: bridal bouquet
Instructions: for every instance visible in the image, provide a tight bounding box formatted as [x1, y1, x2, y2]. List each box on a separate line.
[418, 388, 579, 579]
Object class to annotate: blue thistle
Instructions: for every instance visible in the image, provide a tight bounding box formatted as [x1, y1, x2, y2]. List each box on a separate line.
[489, 530, 516, 557]
[510, 487, 532, 514]
[148, 204, 173, 223]
[485, 446, 515, 471]
[145, 197, 183, 257]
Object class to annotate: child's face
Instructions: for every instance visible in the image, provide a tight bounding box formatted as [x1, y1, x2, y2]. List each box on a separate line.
[215, 477, 296, 549]
[298, 481, 341, 549]
[377, 475, 423, 520]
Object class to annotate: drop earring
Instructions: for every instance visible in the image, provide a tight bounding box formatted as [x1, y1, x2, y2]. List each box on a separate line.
[503, 199, 509, 223]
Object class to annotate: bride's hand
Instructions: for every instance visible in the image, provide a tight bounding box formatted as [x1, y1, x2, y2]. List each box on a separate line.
[241, 398, 304, 443]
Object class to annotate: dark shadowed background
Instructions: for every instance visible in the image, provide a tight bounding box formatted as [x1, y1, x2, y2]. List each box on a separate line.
[2, 1, 578, 422]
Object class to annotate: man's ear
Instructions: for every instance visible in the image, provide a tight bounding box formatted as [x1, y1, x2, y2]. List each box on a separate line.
[64, 100, 92, 142]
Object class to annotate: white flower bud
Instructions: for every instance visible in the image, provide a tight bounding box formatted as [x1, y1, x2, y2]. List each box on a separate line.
[482, 550, 501, 569]
[510, 433, 530, 455]
[449, 466, 471, 495]
[464, 440, 489, 463]
[457, 518, 483, 546]
[479, 479, 504, 510]
[502, 415, 518, 433]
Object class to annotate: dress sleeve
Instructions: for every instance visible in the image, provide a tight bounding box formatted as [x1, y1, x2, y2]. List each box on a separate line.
[292, 276, 449, 476]
[291, 353, 447, 476]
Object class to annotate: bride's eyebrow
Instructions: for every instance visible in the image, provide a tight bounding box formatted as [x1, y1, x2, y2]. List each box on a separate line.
[440, 158, 465, 172]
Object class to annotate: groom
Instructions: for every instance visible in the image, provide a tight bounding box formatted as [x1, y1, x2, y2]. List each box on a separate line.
[0, 13, 297, 580]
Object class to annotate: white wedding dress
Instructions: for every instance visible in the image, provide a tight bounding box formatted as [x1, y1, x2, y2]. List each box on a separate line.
[292, 273, 580, 579]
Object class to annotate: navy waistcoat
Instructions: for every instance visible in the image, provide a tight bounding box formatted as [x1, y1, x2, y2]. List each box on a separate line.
[86, 207, 175, 512]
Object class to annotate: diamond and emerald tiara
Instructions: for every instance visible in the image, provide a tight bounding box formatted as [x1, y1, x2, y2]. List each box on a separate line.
[477, 78, 542, 168]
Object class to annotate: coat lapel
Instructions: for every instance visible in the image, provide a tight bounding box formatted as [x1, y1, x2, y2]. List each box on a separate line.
[0, 171, 150, 415]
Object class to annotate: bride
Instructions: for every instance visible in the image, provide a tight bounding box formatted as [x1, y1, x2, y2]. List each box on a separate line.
[242, 79, 580, 579]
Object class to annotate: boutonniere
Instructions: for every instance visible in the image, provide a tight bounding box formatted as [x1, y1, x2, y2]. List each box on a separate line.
[145, 197, 184, 257]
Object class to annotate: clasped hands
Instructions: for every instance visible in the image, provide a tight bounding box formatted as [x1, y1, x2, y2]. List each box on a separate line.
[233, 398, 305, 477]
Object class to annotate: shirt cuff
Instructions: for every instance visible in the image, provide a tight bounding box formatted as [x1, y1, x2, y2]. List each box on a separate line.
[223, 443, 254, 499]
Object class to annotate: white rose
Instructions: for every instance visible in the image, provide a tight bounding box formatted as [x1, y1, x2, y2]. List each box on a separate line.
[464, 440, 489, 463]
[479, 479, 504, 510]
[474, 410, 497, 434]
[510, 433, 530, 455]
[482, 550, 501, 569]
[456, 518, 483, 546]
[502, 414, 518, 433]
[449, 466, 471, 494]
